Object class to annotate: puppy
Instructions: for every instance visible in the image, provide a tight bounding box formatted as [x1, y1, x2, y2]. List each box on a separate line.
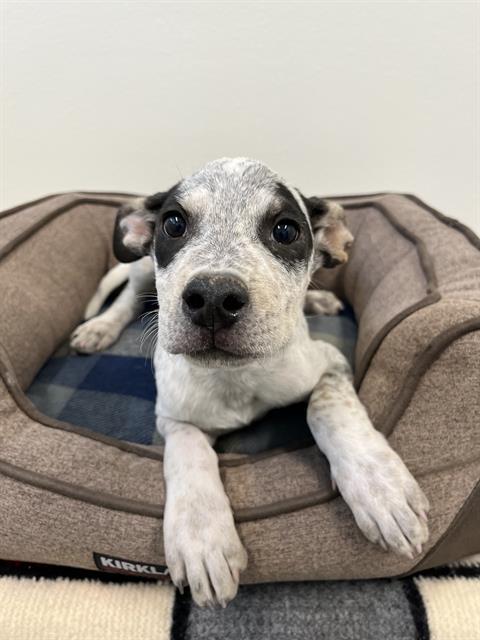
[71, 158, 429, 607]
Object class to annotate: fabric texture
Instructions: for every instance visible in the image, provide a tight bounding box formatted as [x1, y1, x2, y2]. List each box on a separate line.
[0, 574, 175, 640]
[0, 555, 478, 639]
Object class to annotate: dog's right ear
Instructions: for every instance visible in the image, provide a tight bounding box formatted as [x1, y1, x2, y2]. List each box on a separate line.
[113, 193, 167, 262]
[307, 197, 353, 269]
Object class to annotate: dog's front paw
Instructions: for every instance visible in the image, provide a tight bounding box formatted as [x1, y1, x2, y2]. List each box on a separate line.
[164, 496, 247, 607]
[70, 317, 121, 353]
[334, 450, 430, 558]
[304, 290, 344, 316]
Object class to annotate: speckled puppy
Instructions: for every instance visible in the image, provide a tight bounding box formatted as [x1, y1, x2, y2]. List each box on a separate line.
[71, 158, 429, 607]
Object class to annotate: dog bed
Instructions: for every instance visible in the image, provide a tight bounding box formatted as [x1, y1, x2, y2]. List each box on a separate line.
[0, 191, 478, 584]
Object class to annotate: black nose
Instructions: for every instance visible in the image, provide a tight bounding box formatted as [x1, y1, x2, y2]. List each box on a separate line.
[182, 274, 249, 330]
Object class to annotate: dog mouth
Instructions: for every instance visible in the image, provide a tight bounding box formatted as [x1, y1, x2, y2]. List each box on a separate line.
[167, 325, 264, 366]
[181, 329, 261, 366]
[185, 344, 255, 367]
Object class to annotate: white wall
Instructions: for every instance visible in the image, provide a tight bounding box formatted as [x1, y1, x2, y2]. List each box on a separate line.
[2, 1, 479, 233]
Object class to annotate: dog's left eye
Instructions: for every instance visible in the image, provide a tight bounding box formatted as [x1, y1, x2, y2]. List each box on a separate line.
[163, 213, 187, 238]
[272, 219, 300, 244]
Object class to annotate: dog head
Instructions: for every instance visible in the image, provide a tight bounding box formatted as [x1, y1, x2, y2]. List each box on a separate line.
[113, 158, 352, 366]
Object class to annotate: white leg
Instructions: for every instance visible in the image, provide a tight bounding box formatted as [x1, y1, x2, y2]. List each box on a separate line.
[304, 290, 344, 316]
[307, 357, 429, 558]
[70, 258, 154, 353]
[84, 263, 132, 320]
[161, 420, 247, 607]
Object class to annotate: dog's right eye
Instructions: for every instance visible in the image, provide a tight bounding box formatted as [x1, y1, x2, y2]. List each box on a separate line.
[163, 213, 187, 238]
[272, 219, 300, 244]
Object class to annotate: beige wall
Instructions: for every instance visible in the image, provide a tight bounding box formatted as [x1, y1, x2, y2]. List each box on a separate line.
[2, 1, 479, 233]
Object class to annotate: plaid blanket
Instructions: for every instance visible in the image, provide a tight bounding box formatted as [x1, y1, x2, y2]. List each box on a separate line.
[27, 305, 357, 453]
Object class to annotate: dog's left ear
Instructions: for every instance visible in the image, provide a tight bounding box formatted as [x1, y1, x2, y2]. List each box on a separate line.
[306, 197, 353, 268]
[113, 192, 167, 263]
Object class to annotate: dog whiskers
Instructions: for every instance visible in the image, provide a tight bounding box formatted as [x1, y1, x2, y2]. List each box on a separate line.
[140, 309, 159, 366]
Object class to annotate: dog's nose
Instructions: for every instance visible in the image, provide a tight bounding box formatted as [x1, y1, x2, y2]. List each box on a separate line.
[182, 274, 249, 330]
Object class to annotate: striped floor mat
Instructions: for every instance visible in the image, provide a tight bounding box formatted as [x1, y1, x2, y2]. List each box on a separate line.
[0, 556, 478, 639]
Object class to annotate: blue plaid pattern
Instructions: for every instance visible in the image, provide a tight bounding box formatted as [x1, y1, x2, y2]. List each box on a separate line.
[27, 306, 357, 453]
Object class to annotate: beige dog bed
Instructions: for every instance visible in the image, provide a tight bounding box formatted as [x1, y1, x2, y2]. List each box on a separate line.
[0, 191, 478, 583]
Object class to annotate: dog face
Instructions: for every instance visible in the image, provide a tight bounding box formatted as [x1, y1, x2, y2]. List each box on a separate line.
[114, 158, 352, 366]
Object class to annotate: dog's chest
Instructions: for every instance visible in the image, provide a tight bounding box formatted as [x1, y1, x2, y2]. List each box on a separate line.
[153, 341, 324, 435]
[154, 356, 270, 433]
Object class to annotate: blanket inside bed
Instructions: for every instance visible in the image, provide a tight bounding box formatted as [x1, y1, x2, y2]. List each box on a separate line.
[26, 305, 357, 454]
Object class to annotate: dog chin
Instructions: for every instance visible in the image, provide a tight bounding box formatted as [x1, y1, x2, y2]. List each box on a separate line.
[184, 347, 257, 368]
[165, 328, 265, 367]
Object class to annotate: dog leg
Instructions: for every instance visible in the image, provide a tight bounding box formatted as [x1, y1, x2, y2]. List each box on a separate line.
[70, 257, 154, 353]
[84, 263, 132, 320]
[304, 290, 344, 316]
[161, 420, 247, 607]
[307, 349, 429, 558]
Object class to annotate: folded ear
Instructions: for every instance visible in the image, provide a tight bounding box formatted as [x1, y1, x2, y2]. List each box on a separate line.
[307, 197, 353, 268]
[113, 193, 167, 263]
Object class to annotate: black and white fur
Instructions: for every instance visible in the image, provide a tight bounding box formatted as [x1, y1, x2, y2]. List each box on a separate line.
[71, 158, 429, 607]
